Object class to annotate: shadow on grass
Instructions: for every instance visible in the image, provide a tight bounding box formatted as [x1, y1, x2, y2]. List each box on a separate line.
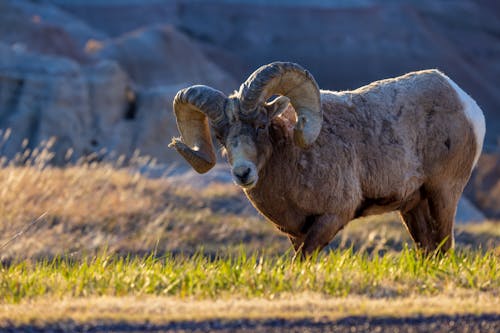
[2, 314, 499, 333]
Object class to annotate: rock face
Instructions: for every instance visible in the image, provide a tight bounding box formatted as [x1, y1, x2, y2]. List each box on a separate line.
[0, 0, 104, 63]
[455, 197, 486, 224]
[91, 25, 236, 91]
[0, 0, 499, 213]
[0, 41, 224, 165]
[465, 154, 500, 220]
[0, 43, 93, 164]
[52, 0, 500, 150]
[173, 0, 500, 150]
[0, 0, 236, 165]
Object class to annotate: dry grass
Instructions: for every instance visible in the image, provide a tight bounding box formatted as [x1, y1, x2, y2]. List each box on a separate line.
[0, 164, 289, 260]
[1, 292, 498, 325]
[0, 163, 498, 261]
[0, 162, 498, 326]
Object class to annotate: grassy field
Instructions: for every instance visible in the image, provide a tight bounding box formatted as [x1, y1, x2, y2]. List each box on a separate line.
[0, 163, 498, 326]
[1, 248, 499, 325]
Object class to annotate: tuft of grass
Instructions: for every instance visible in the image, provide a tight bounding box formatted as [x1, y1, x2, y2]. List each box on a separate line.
[0, 248, 498, 304]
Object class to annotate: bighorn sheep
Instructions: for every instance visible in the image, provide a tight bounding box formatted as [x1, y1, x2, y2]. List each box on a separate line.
[170, 62, 486, 257]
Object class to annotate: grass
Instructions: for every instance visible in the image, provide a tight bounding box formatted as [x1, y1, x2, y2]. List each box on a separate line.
[0, 164, 289, 260]
[2, 294, 499, 325]
[0, 249, 498, 324]
[0, 249, 498, 303]
[0, 165, 498, 261]
[0, 159, 498, 325]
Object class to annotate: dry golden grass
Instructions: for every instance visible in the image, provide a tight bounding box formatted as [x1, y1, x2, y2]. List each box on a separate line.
[0, 164, 498, 261]
[1, 292, 499, 325]
[0, 164, 289, 260]
[0, 163, 498, 326]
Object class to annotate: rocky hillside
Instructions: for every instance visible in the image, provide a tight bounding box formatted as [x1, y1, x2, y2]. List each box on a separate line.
[0, 0, 236, 165]
[53, 0, 500, 150]
[0, 0, 499, 218]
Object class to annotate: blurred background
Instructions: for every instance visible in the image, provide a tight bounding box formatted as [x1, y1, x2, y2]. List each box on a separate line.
[0, 0, 499, 230]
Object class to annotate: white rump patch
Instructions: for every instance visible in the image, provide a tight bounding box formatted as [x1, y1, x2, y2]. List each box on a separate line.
[443, 75, 486, 168]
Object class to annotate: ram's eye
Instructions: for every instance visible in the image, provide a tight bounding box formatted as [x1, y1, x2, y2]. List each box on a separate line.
[257, 123, 267, 130]
[215, 133, 225, 144]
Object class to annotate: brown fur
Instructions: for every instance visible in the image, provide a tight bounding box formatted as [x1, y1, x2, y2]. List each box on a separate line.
[174, 67, 482, 258]
[244, 70, 477, 256]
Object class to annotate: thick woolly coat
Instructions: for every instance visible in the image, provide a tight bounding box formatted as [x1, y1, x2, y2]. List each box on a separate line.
[245, 70, 478, 242]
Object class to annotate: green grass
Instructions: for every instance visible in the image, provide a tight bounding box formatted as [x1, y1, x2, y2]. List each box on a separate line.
[1, 248, 498, 304]
[0, 164, 498, 324]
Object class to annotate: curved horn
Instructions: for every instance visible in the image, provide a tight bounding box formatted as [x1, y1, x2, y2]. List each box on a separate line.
[169, 85, 227, 173]
[239, 62, 322, 148]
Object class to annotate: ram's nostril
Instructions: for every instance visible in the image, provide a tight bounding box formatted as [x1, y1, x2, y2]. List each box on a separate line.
[233, 166, 253, 183]
[235, 167, 251, 181]
[240, 167, 251, 179]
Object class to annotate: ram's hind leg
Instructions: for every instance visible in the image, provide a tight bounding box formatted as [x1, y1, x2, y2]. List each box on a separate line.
[400, 188, 459, 253]
[400, 199, 437, 252]
[425, 188, 461, 252]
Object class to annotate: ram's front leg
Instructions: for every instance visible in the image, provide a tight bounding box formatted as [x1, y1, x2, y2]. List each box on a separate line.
[300, 214, 347, 258]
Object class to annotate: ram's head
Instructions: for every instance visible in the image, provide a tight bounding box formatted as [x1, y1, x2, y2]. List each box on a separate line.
[169, 62, 322, 189]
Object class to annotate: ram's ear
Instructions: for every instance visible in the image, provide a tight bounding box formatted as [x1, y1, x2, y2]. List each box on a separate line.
[265, 95, 290, 119]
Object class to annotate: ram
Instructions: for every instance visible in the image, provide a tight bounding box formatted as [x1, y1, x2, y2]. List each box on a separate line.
[170, 62, 485, 257]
